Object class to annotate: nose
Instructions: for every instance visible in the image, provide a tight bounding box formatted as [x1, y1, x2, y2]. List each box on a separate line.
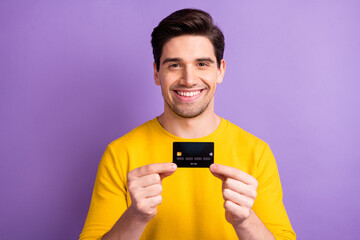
[180, 66, 196, 87]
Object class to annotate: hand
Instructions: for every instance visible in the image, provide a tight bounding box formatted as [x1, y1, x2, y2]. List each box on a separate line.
[127, 163, 177, 223]
[210, 163, 258, 227]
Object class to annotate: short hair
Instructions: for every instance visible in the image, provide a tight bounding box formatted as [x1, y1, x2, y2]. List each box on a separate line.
[151, 8, 225, 71]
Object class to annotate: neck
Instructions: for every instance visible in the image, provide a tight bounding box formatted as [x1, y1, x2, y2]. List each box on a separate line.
[157, 102, 221, 139]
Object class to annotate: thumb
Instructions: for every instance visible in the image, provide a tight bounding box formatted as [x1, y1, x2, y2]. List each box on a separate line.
[209, 164, 226, 181]
[160, 164, 177, 180]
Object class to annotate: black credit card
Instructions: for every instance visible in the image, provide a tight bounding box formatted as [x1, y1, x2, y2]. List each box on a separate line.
[173, 142, 214, 168]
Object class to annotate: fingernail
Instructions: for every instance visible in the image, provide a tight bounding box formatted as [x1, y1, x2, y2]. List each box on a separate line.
[210, 164, 216, 170]
[171, 163, 177, 170]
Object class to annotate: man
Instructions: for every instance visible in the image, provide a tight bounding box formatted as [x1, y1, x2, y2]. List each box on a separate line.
[80, 8, 296, 240]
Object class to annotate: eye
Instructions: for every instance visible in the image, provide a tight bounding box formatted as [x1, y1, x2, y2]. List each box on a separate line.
[169, 63, 180, 68]
[198, 62, 208, 67]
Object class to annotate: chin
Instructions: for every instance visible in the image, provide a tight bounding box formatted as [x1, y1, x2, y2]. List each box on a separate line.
[173, 107, 207, 119]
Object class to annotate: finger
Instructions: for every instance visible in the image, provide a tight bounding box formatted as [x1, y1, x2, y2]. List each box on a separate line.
[134, 195, 162, 215]
[223, 178, 257, 199]
[130, 184, 162, 202]
[128, 163, 177, 180]
[142, 184, 163, 198]
[210, 170, 226, 182]
[210, 164, 257, 186]
[146, 195, 163, 208]
[133, 173, 161, 188]
[224, 200, 250, 219]
[159, 169, 177, 180]
[223, 188, 254, 209]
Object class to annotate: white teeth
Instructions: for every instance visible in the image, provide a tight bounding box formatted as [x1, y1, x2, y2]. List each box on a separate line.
[176, 90, 201, 97]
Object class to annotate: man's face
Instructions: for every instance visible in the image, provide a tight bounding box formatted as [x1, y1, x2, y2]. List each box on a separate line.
[154, 35, 225, 118]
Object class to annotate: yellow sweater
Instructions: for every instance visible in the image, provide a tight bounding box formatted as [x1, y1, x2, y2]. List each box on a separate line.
[80, 117, 296, 239]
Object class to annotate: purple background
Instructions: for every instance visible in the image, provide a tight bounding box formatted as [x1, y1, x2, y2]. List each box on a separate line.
[1, 1, 359, 239]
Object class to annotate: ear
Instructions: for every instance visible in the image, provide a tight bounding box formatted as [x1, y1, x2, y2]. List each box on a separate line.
[153, 62, 161, 86]
[216, 59, 226, 84]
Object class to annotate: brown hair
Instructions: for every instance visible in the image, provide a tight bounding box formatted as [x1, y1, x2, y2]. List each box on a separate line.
[151, 8, 225, 71]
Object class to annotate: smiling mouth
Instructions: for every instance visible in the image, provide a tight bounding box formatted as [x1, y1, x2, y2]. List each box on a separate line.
[174, 89, 204, 97]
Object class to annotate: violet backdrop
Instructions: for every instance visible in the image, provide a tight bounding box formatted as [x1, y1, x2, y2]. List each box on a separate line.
[1, 1, 359, 239]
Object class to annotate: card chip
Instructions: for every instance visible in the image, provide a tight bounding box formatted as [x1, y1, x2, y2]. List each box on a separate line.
[177, 152, 182, 156]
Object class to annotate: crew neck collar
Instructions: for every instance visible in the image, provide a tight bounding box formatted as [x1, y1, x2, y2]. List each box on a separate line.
[150, 116, 228, 142]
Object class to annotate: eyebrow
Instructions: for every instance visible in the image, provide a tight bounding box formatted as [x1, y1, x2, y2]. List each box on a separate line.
[161, 57, 215, 65]
[162, 58, 182, 65]
[195, 58, 215, 63]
